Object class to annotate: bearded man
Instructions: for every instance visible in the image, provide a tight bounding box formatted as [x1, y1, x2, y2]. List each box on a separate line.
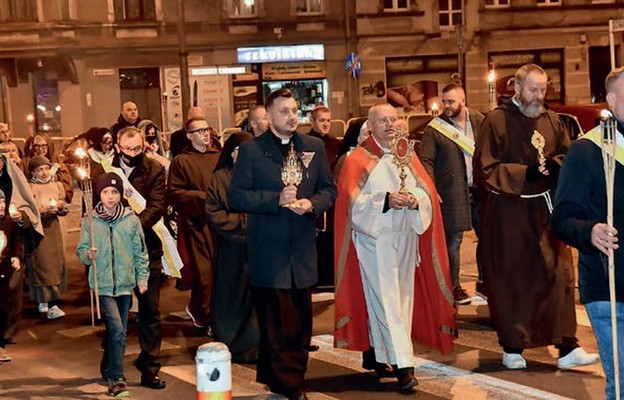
[474, 63, 599, 370]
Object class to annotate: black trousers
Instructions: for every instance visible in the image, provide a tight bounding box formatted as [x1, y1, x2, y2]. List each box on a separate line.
[251, 285, 312, 397]
[134, 262, 165, 374]
[3, 266, 23, 342]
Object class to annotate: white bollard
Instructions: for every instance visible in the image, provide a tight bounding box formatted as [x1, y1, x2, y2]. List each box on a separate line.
[196, 342, 232, 400]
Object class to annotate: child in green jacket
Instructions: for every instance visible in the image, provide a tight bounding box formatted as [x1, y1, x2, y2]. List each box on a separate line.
[76, 172, 148, 398]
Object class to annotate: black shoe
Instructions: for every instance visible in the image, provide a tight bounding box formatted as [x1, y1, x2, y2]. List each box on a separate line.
[107, 378, 130, 398]
[362, 348, 394, 378]
[140, 373, 167, 390]
[395, 367, 418, 394]
[475, 281, 488, 302]
[454, 285, 472, 305]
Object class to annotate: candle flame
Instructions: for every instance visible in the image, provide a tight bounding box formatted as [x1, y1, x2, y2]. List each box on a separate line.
[77, 167, 87, 179]
[431, 102, 439, 111]
[75, 147, 87, 158]
[8, 203, 17, 217]
[488, 70, 496, 83]
[26, 114, 34, 123]
[49, 198, 57, 207]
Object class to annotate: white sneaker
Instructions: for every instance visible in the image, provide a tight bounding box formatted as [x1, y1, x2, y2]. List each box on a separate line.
[47, 305, 66, 320]
[38, 303, 49, 313]
[558, 347, 600, 369]
[0, 347, 12, 362]
[502, 352, 527, 369]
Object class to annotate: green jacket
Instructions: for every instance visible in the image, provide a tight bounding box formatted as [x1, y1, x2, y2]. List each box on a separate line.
[76, 208, 149, 297]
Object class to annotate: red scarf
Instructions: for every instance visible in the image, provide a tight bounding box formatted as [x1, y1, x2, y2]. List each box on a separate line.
[333, 135, 457, 355]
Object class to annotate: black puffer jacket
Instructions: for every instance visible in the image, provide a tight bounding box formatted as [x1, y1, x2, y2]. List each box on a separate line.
[92, 154, 166, 265]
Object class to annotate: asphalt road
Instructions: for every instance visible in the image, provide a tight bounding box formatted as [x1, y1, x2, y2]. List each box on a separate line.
[0, 195, 607, 400]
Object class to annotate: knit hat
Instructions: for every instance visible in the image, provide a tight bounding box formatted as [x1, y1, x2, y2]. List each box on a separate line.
[96, 172, 124, 196]
[28, 155, 51, 174]
[0, 189, 5, 200]
[84, 127, 112, 152]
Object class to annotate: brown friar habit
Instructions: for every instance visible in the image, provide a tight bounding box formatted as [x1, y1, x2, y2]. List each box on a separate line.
[168, 145, 219, 327]
[474, 98, 576, 349]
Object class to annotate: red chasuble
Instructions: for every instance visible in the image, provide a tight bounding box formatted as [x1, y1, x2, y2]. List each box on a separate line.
[333, 135, 457, 355]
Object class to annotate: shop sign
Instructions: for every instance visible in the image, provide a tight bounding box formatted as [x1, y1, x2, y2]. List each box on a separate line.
[93, 68, 115, 76]
[238, 44, 324, 64]
[262, 62, 325, 81]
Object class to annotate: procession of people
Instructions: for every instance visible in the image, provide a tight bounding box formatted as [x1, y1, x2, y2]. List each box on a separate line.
[0, 63, 623, 399]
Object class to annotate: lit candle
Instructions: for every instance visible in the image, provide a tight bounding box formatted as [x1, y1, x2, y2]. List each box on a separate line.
[77, 167, 87, 180]
[431, 102, 439, 117]
[75, 147, 87, 159]
[8, 203, 18, 218]
[488, 69, 496, 110]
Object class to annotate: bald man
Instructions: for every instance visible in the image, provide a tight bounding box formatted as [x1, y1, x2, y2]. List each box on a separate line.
[111, 101, 142, 142]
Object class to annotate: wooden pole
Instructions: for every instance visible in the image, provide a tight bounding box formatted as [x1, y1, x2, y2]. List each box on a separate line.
[601, 113, 620, 400]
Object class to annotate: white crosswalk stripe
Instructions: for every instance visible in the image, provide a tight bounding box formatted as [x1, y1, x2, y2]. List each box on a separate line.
[309, 335, 574, 400]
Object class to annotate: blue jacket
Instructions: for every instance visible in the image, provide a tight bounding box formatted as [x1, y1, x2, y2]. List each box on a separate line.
[229, 131, 336, 289]
[76, 208, 149, 297]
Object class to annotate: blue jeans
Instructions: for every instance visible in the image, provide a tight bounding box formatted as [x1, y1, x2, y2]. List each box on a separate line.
[100, 295, 131, 380]
[585, 301, 624, 400]
[445, 230, 463, 288]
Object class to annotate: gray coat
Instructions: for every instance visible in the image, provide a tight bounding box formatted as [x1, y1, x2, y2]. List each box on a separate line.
[419, 109, 484, 232]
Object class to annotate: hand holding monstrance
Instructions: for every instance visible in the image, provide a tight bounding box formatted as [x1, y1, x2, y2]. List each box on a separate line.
[280, 142, 312, 214]
[390, 123, 418, 210]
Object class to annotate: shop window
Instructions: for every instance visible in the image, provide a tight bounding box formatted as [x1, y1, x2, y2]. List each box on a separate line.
[229, 0, 257, 18]
[536, 0, 560, 5]
[383, 0, 408, 11]
[485, 0, 510, 8]
[296, 0, 322, 15]
[0, 0, 37, 22]
[33, 72, 62, 136]
[114, 0, 156, 21]
[439, 0, 462, 29]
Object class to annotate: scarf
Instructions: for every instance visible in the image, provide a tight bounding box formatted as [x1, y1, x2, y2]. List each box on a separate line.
[94, 201, 124, 223]
[29, 174, 52, 185]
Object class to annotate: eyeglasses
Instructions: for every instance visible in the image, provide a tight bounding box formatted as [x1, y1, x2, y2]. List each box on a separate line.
[119, 145, 143, 153]
[33, 144, 48, 150]
[188, 127, 211, 137]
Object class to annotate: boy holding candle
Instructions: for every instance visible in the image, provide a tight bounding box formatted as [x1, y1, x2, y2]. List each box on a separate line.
[27, 156, 68, 319]
[76, 172, 149, 398]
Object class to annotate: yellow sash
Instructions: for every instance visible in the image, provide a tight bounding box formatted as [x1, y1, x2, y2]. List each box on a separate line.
[427, 117, 475, 157]
[101, 158, 183, 278]
[580, 126, 624, 166]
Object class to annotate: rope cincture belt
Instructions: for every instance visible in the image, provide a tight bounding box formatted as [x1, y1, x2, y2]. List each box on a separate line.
[489, 189, 553, 214]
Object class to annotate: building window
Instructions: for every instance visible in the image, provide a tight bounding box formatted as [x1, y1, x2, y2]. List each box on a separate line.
[485, 0, 510, 8]
[229, 0, 257, 18]
[296, 0, 322, 14]
[439, 0, 462, 28]
[114, 0, 156, 21]
[383, 0, 409, 12]
[0, 0, 37, 22]
[536, 0, 561, 6]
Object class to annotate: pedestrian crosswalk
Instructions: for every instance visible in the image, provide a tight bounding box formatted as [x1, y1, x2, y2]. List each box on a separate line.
[158, 334, 586, 399]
